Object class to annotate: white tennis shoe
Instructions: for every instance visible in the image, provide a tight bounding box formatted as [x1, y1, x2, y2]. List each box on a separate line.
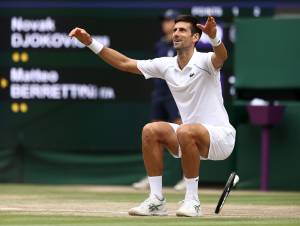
[176, 199, 203, 217]
[128, 195, 168, 216]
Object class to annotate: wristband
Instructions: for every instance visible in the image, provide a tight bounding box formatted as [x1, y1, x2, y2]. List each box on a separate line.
[209, 36, 222, 47]
[87, 38, 104, 54]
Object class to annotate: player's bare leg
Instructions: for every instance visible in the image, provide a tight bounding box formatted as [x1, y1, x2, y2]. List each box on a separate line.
[142, 121, 179, 176]
[132, 119, 179, 190]
[176, 123, 210, 217]
[128, 122, 178, 216]
[170, 117, 186, 191]
[177, 124, 210, 178]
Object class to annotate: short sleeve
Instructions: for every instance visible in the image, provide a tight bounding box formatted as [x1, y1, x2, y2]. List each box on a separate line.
[137, 58, 165, 80]
[206, 52, 220, 76]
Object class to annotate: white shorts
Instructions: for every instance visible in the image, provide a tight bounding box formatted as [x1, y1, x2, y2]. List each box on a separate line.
[168, 123, 236, 160]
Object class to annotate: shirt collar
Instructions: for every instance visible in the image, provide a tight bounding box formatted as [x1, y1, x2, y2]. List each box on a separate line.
[174, 48, 198, 72]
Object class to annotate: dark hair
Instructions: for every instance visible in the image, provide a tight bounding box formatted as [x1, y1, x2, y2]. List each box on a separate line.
[175, 15, 202, 37]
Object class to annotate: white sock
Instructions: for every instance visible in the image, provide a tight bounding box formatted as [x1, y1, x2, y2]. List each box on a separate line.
[148, 176, 163, 199]
[184, 176, 199, 201]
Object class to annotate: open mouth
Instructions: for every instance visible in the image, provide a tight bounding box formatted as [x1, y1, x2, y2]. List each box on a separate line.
[173, 40, 182, 44]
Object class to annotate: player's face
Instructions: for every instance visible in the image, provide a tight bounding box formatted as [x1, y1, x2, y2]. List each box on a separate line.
[172, 22, 198, 50]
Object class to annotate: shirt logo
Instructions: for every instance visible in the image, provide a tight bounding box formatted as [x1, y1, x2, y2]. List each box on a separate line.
[189, 73, 195, 78]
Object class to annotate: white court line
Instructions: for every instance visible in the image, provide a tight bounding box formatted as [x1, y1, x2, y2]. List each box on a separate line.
[0, 208, 126, 214]
[0, 208, 182, 216]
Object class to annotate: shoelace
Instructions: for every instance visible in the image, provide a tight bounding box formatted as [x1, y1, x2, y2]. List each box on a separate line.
[140, 197, 153, 207]
[140, 196, 164, 207]
[178, 199, 200, 206]
[138, 196, 165, 212]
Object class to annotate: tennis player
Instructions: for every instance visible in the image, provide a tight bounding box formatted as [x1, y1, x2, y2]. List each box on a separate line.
[69, 15, 235, 217]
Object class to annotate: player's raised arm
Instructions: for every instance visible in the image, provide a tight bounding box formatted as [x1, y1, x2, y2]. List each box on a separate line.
[69, 27, 142, 75]
[197, 16, 228, 70]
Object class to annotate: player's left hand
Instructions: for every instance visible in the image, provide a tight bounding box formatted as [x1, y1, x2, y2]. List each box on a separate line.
[196, 16, 217, 39]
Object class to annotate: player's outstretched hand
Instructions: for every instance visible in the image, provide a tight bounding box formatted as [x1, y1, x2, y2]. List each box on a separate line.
[69, 27, 92, 46]
[196, 16, 217, 39]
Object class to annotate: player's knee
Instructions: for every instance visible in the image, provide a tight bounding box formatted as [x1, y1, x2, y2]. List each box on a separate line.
[176, 125, 194, 145]
[142, 123, 154, 140]
[142, 122, 160, 142]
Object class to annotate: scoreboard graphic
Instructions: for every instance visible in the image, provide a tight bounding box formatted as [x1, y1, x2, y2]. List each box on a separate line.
[0, 2, 275, 114]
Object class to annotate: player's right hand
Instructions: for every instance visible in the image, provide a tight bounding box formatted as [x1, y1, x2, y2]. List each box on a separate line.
[68, 27, 92, 46]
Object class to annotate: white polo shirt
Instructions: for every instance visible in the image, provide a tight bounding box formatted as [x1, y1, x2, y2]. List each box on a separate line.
[137, 50, 233, 128]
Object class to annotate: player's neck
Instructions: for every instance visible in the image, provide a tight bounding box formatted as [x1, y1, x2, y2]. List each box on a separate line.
[176, 47, 194, 70]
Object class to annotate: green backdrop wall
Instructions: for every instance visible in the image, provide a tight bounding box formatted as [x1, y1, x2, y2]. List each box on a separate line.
[233, 18, 300, 190]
